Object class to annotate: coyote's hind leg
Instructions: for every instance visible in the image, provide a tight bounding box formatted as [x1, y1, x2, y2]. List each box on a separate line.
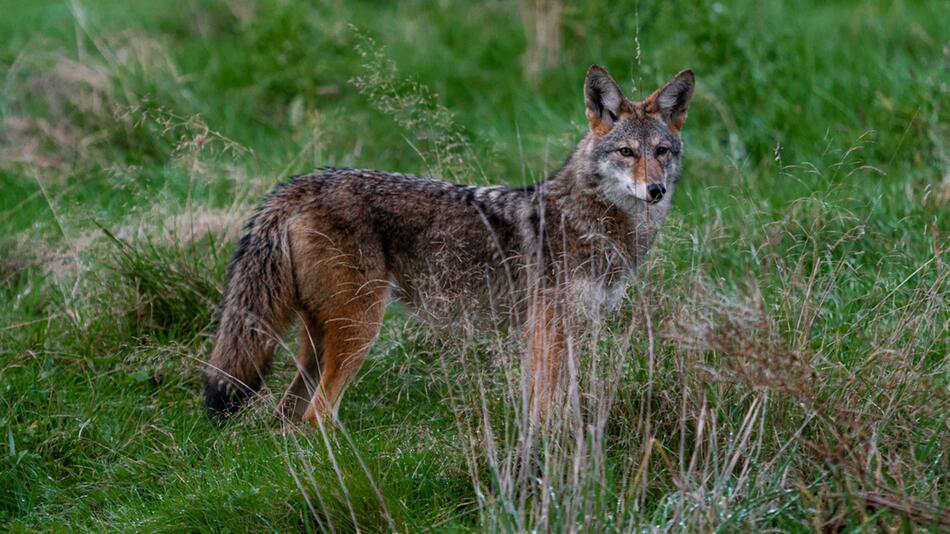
[301, 285, 388, 427]
[276, 314, 324, 421]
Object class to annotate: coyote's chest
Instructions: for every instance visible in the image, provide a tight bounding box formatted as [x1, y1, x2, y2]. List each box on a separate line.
[561, 197, 672, 319]
[565, 274, 632, 320]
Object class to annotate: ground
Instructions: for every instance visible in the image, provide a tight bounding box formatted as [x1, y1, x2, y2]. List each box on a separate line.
[1, 0, 948, 531]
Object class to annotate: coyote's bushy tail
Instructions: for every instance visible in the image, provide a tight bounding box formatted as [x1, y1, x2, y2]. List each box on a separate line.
[203, 195, 298, 421]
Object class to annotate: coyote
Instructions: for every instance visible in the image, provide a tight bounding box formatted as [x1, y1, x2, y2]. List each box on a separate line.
[204, 65, 694, 425]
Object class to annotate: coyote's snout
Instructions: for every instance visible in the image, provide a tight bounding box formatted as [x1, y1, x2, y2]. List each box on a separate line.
[204, 65, 695, 426]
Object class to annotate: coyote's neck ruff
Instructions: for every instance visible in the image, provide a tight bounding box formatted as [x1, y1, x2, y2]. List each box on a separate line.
[205, 65, 694, 425]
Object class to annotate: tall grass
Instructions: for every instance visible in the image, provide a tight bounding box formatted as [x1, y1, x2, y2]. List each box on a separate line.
[1, 0, 947, 531]
[427, 182, 947, 531]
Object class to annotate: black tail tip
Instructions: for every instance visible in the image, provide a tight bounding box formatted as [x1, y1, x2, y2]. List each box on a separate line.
[203, 374, 252, 424]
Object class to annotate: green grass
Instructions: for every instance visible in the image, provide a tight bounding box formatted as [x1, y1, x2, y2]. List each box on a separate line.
[1, 0, 948, 531]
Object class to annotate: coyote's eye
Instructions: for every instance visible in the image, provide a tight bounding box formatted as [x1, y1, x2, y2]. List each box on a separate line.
[655, 146, 670, 156]
[618, 147, 634, 157]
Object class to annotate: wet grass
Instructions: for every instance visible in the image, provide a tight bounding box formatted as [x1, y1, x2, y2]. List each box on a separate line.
[1, 0, 948, 531]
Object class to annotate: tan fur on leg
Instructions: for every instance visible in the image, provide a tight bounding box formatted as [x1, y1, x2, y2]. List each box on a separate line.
[302, 286, 388, 426]
[276, 315, 323, 421]
[528, 293, 567, 424]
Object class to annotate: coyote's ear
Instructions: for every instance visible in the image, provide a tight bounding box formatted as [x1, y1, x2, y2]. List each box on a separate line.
[585, 65, 627, 136]
[645, 69, 695, 131]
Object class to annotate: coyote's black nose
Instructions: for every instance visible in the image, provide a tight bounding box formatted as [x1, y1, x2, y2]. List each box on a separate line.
[647, 183, 666, 203]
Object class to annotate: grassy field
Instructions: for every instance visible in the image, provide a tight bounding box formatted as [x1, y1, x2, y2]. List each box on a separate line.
[1, 0, 948, 531]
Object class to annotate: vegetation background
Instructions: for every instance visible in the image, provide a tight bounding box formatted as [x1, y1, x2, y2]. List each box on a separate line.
[1, 0, 947, 531]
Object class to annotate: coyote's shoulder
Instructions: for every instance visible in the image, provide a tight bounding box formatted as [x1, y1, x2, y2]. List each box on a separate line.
[204, 65, 695, 425]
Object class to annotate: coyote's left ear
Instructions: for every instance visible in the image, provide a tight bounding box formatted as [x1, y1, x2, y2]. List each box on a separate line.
[585, 65, 628, 136]
[645, 69, 695, 131]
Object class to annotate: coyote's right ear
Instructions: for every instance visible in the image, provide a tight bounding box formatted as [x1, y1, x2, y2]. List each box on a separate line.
[585, 65, 627, 136]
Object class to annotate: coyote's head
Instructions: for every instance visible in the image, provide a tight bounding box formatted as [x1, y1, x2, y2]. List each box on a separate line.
[580, 65, 694, 206]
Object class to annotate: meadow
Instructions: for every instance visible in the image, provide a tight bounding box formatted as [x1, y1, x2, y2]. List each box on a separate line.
[1, 0, 948, 531]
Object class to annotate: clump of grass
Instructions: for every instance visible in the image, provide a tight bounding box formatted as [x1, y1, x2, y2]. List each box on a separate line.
[99, 226, 224, 340]
[665, 283, 817, 402]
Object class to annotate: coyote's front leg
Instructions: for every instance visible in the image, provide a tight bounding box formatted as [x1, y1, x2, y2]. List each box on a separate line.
[527, 294, 569, 424]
